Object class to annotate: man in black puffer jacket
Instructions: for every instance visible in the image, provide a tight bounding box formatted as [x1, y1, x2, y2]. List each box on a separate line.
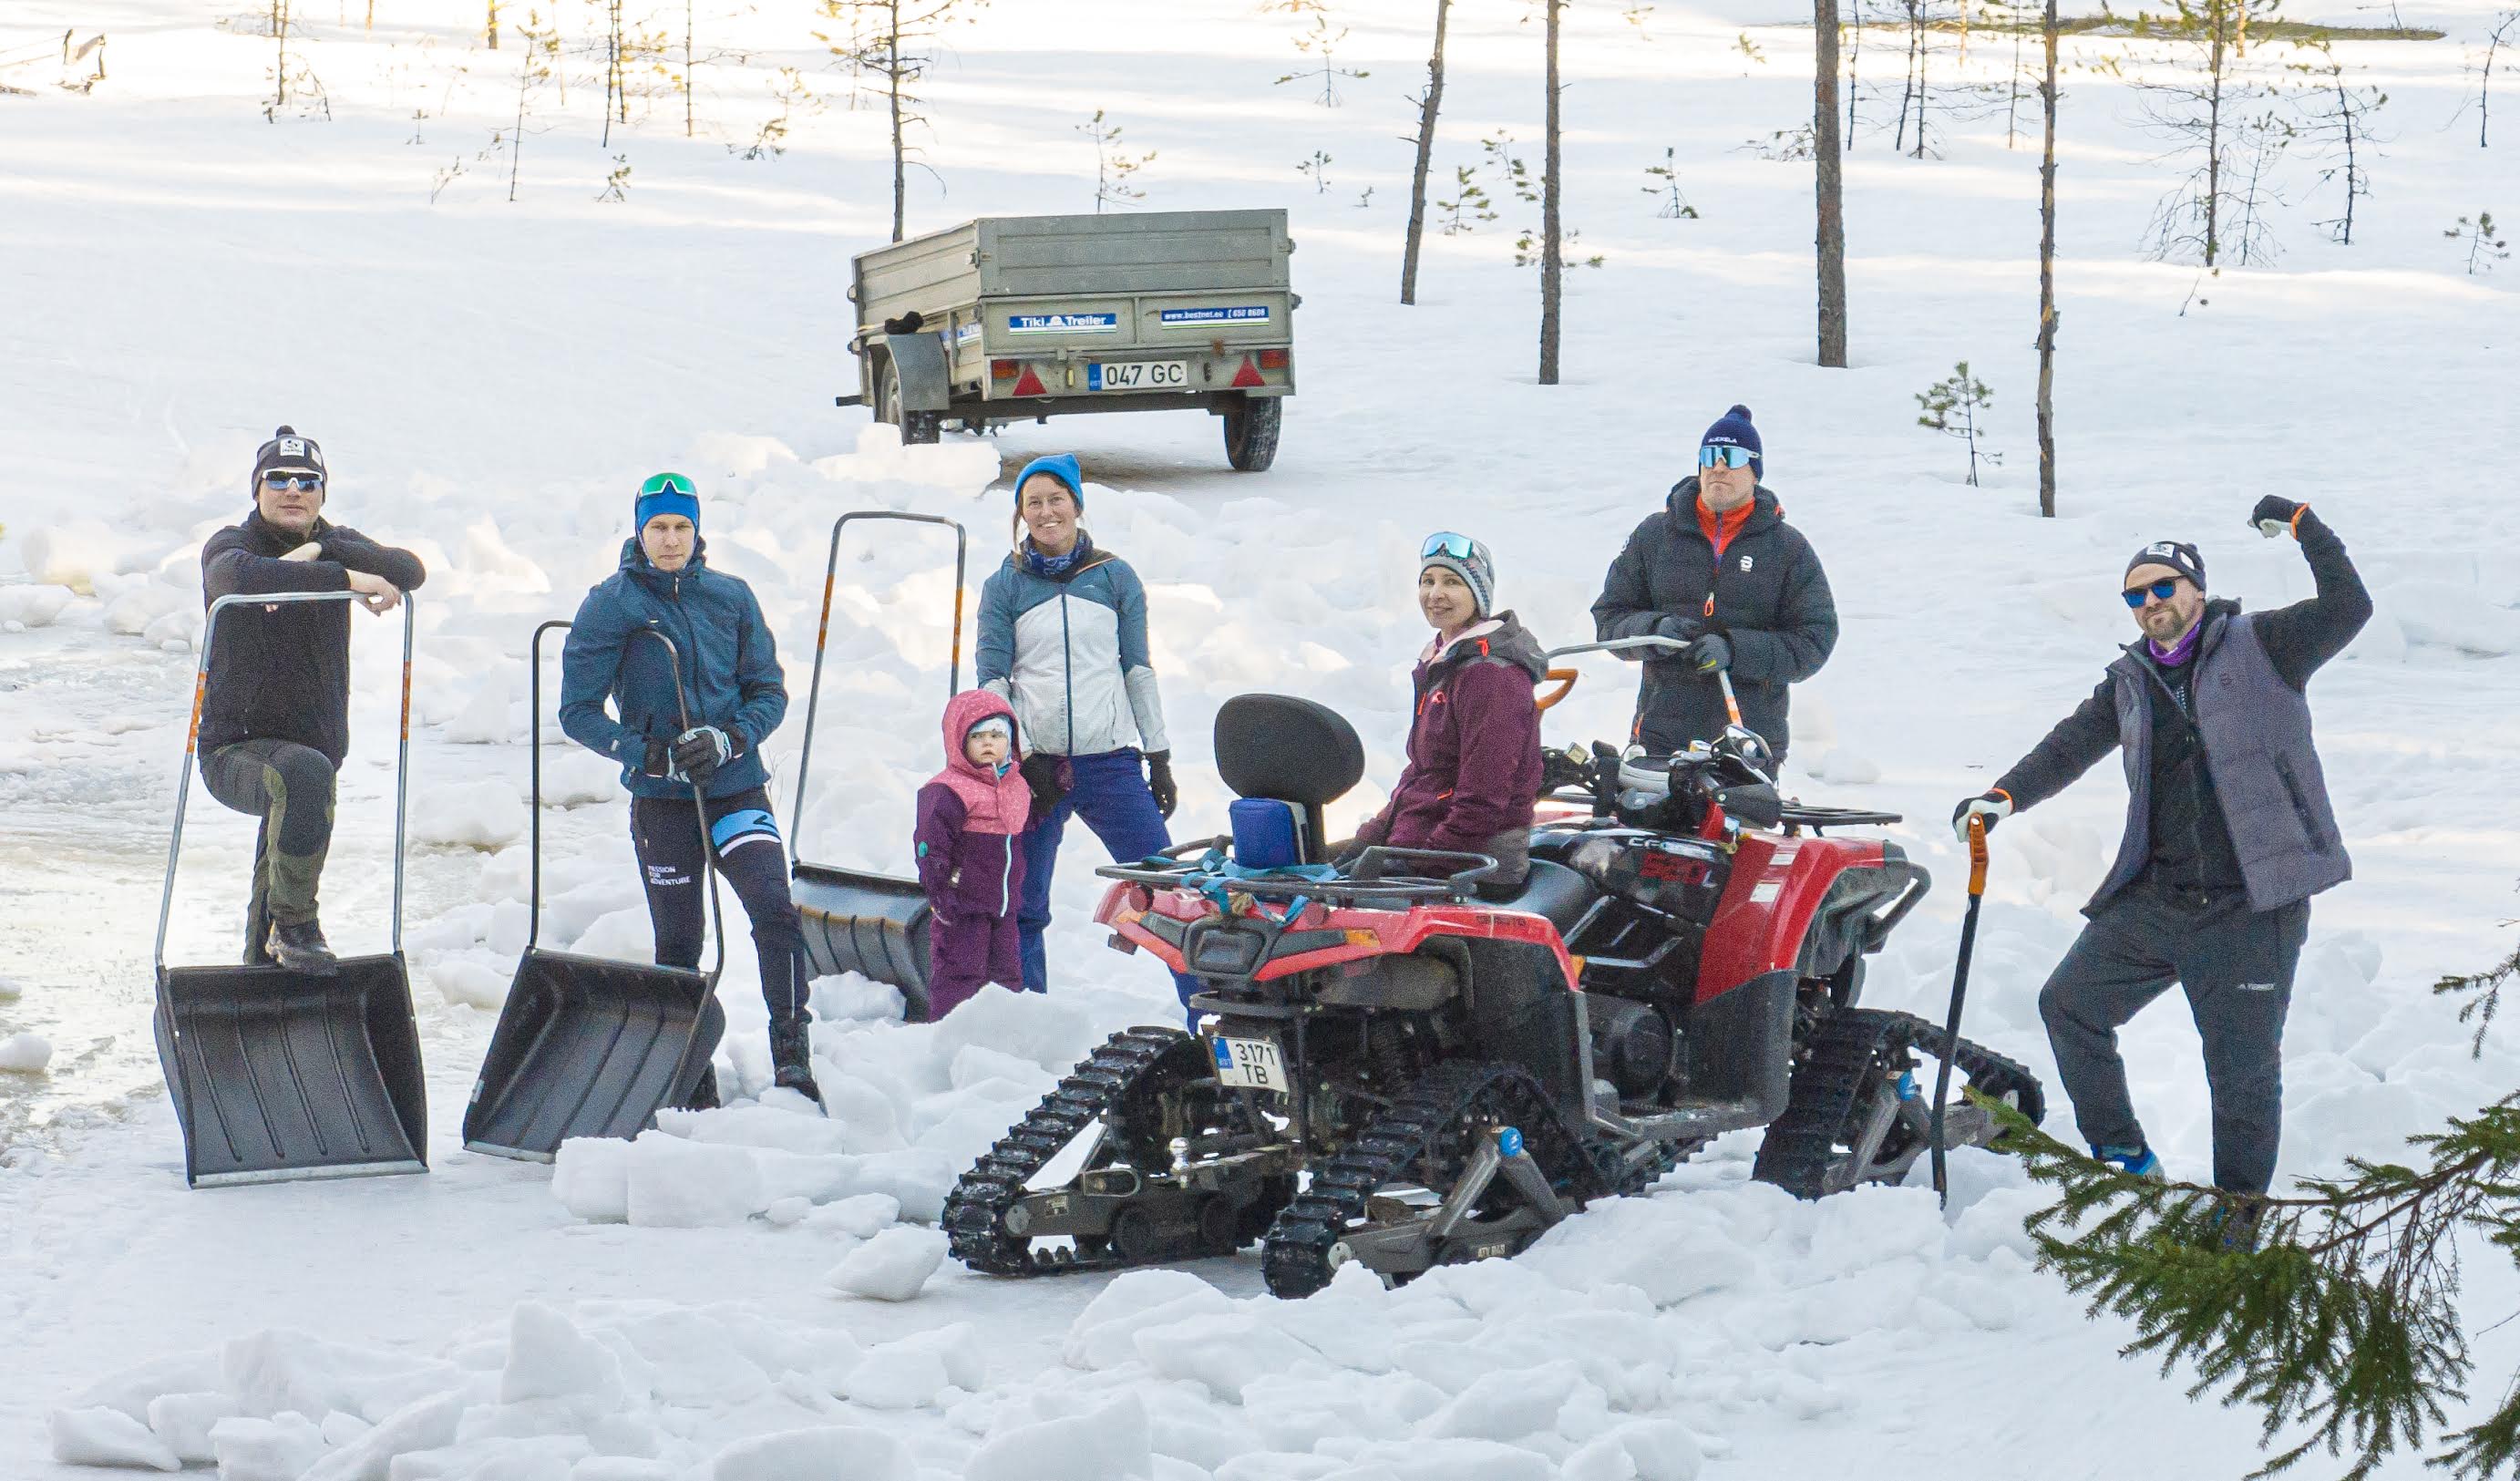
[1590, 406, 1838, 766]
[1954, 500, 2371, 1206]
[198, 427, 426, 973]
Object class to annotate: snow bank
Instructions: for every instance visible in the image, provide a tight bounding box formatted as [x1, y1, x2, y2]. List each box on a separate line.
[0, 582, 76, 629]
[410, 780, 529, 849]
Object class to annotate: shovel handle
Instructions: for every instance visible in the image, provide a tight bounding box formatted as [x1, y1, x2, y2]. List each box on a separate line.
[1534, 668, 1578, 713]
[1968, 813, 1990, 896]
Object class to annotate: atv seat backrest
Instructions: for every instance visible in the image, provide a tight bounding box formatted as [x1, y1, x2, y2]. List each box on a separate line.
[1213, 694, 1366, 866]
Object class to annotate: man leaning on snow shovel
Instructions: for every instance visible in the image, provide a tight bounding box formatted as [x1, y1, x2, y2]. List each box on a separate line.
[197, 427, 427, 974]
[1953, 498, 2371, 1213]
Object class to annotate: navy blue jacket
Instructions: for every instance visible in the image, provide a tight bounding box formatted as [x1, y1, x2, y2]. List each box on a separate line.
[561, 539, 787, 800]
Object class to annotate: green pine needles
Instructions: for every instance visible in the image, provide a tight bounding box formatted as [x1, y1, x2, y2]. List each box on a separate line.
[2006, 910, 2520, 1479]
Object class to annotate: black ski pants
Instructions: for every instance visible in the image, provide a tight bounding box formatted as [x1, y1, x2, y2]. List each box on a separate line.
[201, 738, 337, 951]
[629, 785, 811, 1021]
[2036, 881, 2309, 1194]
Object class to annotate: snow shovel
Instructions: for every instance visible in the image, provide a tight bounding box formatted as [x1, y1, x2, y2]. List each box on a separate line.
[787, 510, 967, 1023]
[1930, 813, 1992, 1207]
[461, 621, 727, 1162]
[153, 591, 428, 1189]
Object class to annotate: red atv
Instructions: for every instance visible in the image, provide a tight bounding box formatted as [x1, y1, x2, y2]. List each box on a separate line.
[944, 648, 2043, 1297]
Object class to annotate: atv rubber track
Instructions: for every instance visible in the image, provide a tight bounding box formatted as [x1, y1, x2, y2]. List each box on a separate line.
[1259, 1060, 1609, 1301]
[942, 1026, 1198, 1276]
[1752, 1006, 2045, 1200]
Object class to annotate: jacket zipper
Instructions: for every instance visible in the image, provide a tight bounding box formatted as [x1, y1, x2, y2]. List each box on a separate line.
[999, 832, 1013, 916]
[1058, 591, 1075, 755]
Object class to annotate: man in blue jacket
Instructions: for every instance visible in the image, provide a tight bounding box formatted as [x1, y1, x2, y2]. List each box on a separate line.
[561, 473, 819, 1103]
[977, 453, 1188, 1003]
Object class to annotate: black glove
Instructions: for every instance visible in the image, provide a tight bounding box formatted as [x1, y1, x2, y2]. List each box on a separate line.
[1020, 753, 1069, 818]
[2249, 496, 2307, 539]
[641, 738, 676, 779]
[1684, 633, 1732, 674]
[672, 725, 735, 785]
[1144, 750, 1178, 820]
[1950, 791, 2013, 842]
[1651, 613, 1704, 646]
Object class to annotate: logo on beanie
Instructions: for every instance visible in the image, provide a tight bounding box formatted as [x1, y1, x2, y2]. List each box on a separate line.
[278, 437, 307, 458]
[2145, 542, 2179, 561]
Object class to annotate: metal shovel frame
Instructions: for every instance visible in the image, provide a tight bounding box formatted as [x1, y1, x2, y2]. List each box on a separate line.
[459, 622, 728, 1162]
[787, 510, 968, 1022]
[153, 589, 427, 1189]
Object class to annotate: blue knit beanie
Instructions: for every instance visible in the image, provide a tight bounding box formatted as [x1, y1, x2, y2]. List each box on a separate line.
[634, 471, 700, 536]
[1013, 453, 1085, 510]
[1700, 404, 1763, 482]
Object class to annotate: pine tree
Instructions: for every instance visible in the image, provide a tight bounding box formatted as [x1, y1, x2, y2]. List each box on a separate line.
[815, 0, 987, 242]
[1078, 109, 1154, 211]
[2446, 211, 2510, 273]
[2014, 907, 2520, 1480]
[1917, 360, 1999, 485]
[2289, 38, 2387, 246]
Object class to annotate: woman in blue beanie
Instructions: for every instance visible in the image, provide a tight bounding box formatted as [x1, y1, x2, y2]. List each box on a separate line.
[559, 472, 821, 1104]
[974, 453, 1190, 1003]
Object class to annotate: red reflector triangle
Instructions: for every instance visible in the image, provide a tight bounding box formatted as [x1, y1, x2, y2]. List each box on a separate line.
[1012, 365, 1047, 396]
[1230, 356, 1265, 388]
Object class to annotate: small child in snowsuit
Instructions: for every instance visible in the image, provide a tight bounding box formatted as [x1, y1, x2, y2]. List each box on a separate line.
[913, 691, 1031, 1018]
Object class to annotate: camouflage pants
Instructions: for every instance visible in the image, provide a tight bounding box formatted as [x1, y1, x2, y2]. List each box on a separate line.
[201, 739, 336, 955]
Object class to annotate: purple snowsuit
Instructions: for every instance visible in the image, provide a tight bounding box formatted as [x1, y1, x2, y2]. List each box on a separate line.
[915, 691, 1031, 1017]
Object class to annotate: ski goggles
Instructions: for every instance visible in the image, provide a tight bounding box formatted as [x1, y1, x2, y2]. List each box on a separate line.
[2122, 577, 2183, 608]
[1421, 531, 1480, 561]
[260, 472, 324, 491]
[1698, 444, 1754, 470]
[639, 472, 695, 499]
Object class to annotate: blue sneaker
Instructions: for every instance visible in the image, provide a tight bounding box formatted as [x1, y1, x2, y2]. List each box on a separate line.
[2093, 1143, 2163, 1178]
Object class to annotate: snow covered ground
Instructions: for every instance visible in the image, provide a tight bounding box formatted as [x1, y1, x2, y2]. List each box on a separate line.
[4, 0, 2518, 1475]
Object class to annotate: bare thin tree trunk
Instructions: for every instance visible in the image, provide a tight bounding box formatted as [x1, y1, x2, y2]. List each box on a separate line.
[1400, 0, 1453, 305]
[487, 0, 498, 49]
[888, 10, 906, 242]
[1815, 0, 1847, 366]
[2203, 5, 2227, 265]
[684, 0, 694, 139]
[1847, 3, 1862, 145]
[274, 0, 290, 107]
[2036, 0, 2059, 518]
[1538, 0, 1563, 385]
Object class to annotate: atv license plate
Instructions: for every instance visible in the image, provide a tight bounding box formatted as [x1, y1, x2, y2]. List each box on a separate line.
[1211, 1035, 1284, 1090]
[1087, 360, 1188, 392]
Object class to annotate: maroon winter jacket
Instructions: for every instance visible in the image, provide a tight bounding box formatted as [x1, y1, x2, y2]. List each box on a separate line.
[1353, 612, 1548, 884]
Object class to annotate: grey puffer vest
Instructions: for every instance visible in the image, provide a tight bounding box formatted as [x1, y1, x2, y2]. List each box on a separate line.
[2092, 609, 2350, 915]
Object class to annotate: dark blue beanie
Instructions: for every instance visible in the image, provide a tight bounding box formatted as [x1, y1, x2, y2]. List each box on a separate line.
[1013, 452, 1085, 510]
[634, 471, 700, 536]
[1701, 404, 1763, 482]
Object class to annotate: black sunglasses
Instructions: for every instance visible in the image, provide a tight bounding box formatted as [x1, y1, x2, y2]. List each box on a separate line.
[2122, 578, 2181, 609]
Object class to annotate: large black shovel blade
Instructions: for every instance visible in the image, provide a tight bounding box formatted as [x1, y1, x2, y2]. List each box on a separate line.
[461, 951, 725, 1162]
[153, 955, 429, 1189]
[792, 863, 932, 1022]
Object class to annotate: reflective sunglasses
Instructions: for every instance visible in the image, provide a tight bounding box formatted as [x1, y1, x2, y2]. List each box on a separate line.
[1698, 444, 1754, 470]
[261, 473, 323, 491]
[2122, 578, 2182, 608]
[639, 471, 694, 498]
[1421, 531, 1479, 561]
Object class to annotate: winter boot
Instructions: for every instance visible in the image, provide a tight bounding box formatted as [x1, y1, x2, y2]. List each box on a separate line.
[265, 918, 338, 976]
[767, 1014, 822, 1106]
[2093, 1143, 2163, 1178]
[2202, 1196, 2268, 1253]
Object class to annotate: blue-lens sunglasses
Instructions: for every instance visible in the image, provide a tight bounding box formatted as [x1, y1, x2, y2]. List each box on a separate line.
[1698, 444, 1754, 470]
[261, 473, 324, 491]
[1422, 531, 1478, 561]
[2122, 578, 2181, 608]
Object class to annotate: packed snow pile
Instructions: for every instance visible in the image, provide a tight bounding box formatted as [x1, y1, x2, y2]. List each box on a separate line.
[0, 1032, 55, 1075]
[51, 1154, 2058, 1479]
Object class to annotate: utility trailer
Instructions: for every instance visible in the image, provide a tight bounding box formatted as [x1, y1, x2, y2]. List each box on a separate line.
[840, 210, 1297, 471]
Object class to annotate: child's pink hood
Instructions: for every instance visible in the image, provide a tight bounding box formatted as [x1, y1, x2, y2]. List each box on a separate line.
[929, 689, 1030, 835]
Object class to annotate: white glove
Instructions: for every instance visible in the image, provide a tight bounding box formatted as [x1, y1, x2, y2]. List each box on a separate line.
[1951, 792, 2013, 843]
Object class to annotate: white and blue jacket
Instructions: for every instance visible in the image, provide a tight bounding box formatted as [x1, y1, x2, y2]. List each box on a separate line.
[976, 536, 1170, 759]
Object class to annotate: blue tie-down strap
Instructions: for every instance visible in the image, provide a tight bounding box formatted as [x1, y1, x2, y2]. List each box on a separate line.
[709, 807, 781, 857]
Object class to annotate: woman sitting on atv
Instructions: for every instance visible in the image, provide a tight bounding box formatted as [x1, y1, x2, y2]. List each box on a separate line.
[1337, 533, 1547, 891]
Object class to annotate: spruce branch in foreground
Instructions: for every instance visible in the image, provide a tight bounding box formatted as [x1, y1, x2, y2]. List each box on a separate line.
[2012, 903, 2520, 1479]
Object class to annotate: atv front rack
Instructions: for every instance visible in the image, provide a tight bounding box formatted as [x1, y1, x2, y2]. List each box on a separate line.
[1095, 838, 1499, 907]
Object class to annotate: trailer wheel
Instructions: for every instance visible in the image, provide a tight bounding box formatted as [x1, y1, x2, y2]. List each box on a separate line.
[878, 356, 941, 447]
[1223, 395, 1281, 471]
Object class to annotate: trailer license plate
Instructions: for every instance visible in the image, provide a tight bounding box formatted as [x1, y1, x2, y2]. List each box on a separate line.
[1212, 1035, 1283, 1090]
[1088, 360, 1188, 391]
